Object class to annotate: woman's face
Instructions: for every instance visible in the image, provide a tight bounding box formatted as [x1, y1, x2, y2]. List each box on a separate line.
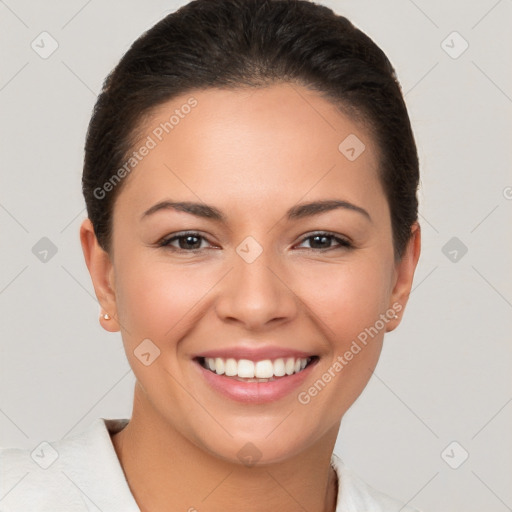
[84, 83, 419, 464]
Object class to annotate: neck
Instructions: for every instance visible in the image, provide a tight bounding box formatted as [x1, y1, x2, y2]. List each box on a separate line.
[111, 386, 339, 512]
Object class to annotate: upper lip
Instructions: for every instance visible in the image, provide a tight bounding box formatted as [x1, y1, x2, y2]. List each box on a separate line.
[194, 346, 316, 361]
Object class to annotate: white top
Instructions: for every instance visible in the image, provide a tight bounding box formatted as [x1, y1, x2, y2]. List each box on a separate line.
[0, 418, 421, 511]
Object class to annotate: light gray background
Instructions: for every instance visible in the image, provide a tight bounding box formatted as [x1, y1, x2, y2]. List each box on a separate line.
[1, 1, 511, 511]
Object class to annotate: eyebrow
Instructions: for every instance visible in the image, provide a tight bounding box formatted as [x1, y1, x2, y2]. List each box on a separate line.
[140, 199, 371, 223]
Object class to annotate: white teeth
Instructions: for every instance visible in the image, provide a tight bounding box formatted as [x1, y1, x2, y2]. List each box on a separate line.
[285, 358, 295, 375]
[225, 358, 237, 376]
[214, 357, 225, 375]
[238, 359, 255, 378]
[273, 358, 286, 377]
[203, 356, 312, 379]
[255, 360, 274, 379]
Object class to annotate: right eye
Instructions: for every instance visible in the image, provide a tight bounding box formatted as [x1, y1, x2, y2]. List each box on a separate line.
[158, 231, 213, 252]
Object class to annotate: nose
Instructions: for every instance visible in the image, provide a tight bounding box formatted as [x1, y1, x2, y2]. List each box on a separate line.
[214, 247, 298, 331]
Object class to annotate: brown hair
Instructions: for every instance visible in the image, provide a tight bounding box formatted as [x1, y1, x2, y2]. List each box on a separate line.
[82, 0, 419, 259]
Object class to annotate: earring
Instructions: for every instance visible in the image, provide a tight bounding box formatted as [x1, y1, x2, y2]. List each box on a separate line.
[102, 313, 111, 321]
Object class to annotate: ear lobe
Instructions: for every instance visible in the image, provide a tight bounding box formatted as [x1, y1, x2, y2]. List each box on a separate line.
[386, 222, 421, 332]
[80, 218, 119, 332]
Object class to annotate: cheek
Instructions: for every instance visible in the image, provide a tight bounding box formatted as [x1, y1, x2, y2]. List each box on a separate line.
[114, 249, 393, 349]
[114, 254, 220, 342]
[292, 257, 392, 344]
[291, 262, 389, 417]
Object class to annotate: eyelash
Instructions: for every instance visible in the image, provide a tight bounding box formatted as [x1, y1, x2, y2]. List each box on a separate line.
[157, 231, 353, 252]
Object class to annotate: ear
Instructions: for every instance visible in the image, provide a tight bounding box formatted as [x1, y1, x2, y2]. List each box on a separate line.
[80, 218, 119, 332]
[385, 222, 421, 332]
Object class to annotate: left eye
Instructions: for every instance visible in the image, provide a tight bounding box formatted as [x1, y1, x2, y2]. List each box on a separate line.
[296, 232, 352, 250]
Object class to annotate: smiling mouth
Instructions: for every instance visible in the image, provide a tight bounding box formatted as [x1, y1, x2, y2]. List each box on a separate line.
[196, 356, 319, 383]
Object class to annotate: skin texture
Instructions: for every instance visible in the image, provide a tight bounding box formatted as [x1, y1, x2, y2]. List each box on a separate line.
[80, 83, 421, 512]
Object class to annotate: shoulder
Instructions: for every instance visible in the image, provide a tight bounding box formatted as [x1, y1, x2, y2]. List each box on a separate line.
[0, 418, 138, 512]
[0, 430, 94, 511]
[331, 453, 424, 512]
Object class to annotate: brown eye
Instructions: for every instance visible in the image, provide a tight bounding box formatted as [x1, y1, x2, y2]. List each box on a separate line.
[159, 232, 209, 251]
[297, 232, 352, 251]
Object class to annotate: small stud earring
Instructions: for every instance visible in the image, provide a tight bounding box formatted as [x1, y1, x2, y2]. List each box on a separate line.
[103, 313, 111, 320]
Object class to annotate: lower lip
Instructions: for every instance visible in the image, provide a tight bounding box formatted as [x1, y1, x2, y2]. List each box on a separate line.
[195, 359, 318, 404]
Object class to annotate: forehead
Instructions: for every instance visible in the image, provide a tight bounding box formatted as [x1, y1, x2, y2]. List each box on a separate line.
[116, 84, 384, 218]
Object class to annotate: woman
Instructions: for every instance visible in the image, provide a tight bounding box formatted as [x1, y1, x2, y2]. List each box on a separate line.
[0, 0, 422, 510]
